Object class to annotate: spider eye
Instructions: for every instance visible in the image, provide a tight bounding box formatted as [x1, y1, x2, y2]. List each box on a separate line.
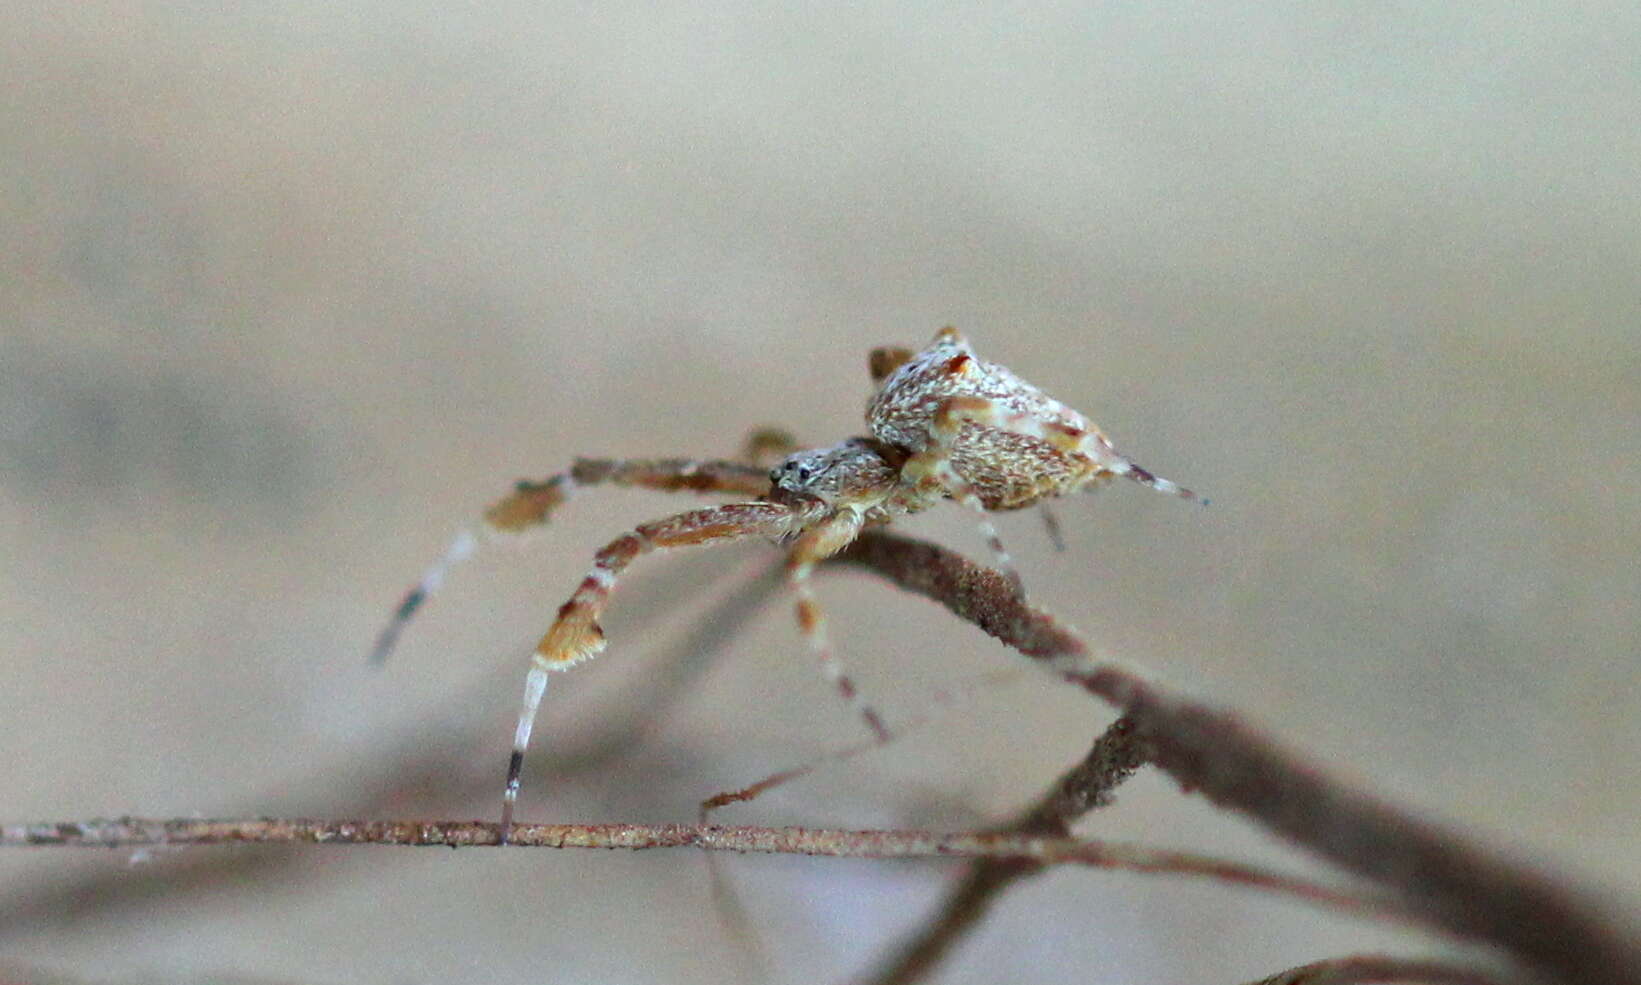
[796, 466, 812, 482]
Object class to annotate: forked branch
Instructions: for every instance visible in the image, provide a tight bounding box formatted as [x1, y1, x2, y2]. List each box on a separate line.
[2, 530, 1635, 985]
[833, 530, 1641, 985]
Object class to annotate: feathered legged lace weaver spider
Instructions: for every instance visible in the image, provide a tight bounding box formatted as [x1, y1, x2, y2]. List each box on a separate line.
[371, 327, 1199, 837]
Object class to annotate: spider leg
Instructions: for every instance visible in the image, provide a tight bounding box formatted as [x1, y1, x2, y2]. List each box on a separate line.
[957, 488, 1022, 593]
[500, 500, 797, 838]
[1036, 470, 1121, 549]
[868, 346, 914, 385]
[784, 508, 891, 742]
[740, 427, 800, 468]
[698, 667, 1020, 819]
[369, 457, 771, 664]
[898, 395, 1027, 592]
[368, 528, 480, 664]
[1038, 502, 1067, 552]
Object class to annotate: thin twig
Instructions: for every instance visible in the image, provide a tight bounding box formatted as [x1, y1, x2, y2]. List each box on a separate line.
[699, 668, 1024, 816]
[696, 664, 1024, 982]
[863, 716, 1146, 985]
[834, 530, 1641, 985]
[0, 817, 1400, 923]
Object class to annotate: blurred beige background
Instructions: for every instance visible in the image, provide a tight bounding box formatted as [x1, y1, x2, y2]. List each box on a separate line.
[1, 4, 1637, 984]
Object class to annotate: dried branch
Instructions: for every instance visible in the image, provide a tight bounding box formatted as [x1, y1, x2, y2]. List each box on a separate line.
[1238, 953, 1523, 985]
[6, 530, 1636, 985]
[834, 530, 1641, 985]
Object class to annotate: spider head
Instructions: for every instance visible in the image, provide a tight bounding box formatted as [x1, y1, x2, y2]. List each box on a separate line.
[768, 438, 901, 509]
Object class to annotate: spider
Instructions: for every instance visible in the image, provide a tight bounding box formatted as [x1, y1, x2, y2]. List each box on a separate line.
[371, 327, 1199, 836]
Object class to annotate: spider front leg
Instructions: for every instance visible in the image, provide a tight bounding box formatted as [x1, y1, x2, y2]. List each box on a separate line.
[501, 500, 798, 837]
[369, 457, 771, 664]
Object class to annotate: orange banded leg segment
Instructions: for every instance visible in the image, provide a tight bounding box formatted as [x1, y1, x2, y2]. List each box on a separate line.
[487, 457, 772, 534]
[784, 509, 890, 742]
[369, 457, 772, 665]
[500, 500, 796, 837]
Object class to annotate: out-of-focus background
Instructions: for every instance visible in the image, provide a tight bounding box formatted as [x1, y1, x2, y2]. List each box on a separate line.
[1, 4, 1636, 984]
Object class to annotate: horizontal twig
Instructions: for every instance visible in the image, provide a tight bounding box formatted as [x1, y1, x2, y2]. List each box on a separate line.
[0, 816, 1396, 922]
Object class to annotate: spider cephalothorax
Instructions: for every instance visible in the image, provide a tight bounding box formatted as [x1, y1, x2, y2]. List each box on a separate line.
[765, 438, 910, 539]
[768, 438, 904, 508]
[372, 327, 1198, 836]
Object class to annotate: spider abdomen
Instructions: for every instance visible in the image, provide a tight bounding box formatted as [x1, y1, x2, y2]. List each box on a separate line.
[947, 425, 1096, 510]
